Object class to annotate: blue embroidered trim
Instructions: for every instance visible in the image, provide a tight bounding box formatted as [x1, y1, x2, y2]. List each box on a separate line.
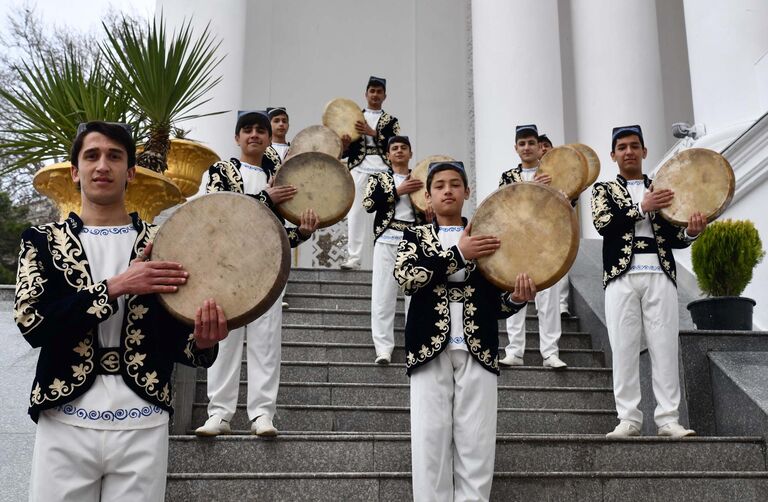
[439, 226, 464, 232]
[448, 336, 464, 344]
[626, 180, 645, 186]
[81, 226, 134, 236]
[628, 265, 663, 272]
[55, 404, 164, 421]
[240, 162, 265, 173]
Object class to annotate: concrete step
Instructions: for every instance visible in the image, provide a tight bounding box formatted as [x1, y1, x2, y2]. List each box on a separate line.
[166, 471, 768, 502]
[275, 342, 605, 367]
[286, 279, 375, 296]
[197, 362, 613, 387]
[281, 325, 594, 349]
[193, 381, 615, 409]
[190, 404, 617, 434]
[168, 434, 767, 474]
[282, 308, 580, 332]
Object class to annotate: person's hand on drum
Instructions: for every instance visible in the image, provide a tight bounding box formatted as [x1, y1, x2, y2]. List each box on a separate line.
[458, 223, 501, 260]
[641, 185, 674, 213]
[340, 134, 352, 152]
[193, 298, 228, 350]
[510, 273, 536, 304]
[266, 184, 298, 204]
[396, 175, 424, 196]
[298, 208, 320, 238]
[686, 211, 707, 237]
[354, 120, 376, 137]
[533, 172, 552, 185]
[106, 242, 188, 299]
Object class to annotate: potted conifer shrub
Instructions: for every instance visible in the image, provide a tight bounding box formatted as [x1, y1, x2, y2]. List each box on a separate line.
[687, 219, 765, 330]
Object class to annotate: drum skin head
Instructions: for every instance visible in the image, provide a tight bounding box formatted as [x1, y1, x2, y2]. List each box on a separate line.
[286, 125, 342, 160]
[411, 155, 454, 212]
[539, 146, 588, 199]
[653, 148, 735, 226]
[322, 98, 365, 142]
[471, 183, 579, 291]
[273, 151, 355, 228]
[152, 193, 290, 330]
[567, 143, 601, 191]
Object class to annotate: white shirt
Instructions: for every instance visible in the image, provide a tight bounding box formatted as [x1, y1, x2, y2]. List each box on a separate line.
[240, 160, 269, 195]
[272, 143, 289, 161]
[379, 173, 417, 245]
[46, 224, 169, 430]
[357, 109, 388, 174]
[520, 166, 537, 182]
[438, 226, 468, 351]
[625, 180, 663, 274]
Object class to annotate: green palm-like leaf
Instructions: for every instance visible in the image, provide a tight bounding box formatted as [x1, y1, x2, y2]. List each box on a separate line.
[101, 15, 225, 172]
[0, 51, 141, 176]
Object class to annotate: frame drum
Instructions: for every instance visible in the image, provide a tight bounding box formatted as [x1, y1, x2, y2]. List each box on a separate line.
[538, 146, 588, 200]
[286, 125, 343, 160]
[410, 154, 455, 213]
[322, 98, 365, 142]
[567, 143, 601, 191]
[652, 148, 735, 226]
[273, 151, 355, 228]
[152, 192, 290, 329]
[471, 182, 579, 291]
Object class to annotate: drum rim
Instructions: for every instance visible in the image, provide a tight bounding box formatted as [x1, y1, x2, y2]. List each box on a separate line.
[322, 97, 364, 142]
[152, 192, 291, 330]
[273, 151, 355, 228]
[471, 182, 580, 291]
[654, 147, 735, 226]
[287, 124, 343, 160]
[567, 143, 601, 191]
[538, 145, 589, 200]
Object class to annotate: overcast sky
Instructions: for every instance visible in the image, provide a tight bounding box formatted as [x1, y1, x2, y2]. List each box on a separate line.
[0, 0, 156, 36]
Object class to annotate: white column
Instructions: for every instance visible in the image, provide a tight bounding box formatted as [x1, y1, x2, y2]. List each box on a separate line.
[683, 0, 768, 133]
[156, 0, 247, 190]
[471, 0, 565, 202]
[569, 0, 667, 238]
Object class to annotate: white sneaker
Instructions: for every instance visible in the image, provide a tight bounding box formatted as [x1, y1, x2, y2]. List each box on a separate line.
[499, 354, 524, 366]
[252, 415, 278, 437]
[375, 353, 391, 365]
[658, 422, 696, 438]
[194, 415, 231, 437]
[340, 260, 360, 270]
[543, 354, 568, 369]
[282, 301, 289, 309]
[606, 420, 641, 438]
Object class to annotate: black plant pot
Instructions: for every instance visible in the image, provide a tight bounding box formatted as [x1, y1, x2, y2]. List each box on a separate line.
[687, 297, 756, 330]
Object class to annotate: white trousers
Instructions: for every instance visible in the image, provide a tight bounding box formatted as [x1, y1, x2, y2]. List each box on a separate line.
[371, 241, 411, 357]
[29, 415, 168, 502]
[345, 168, 377, 267]
[558, 273, 570, 312]
[605, 273, 681, 427]
[206, 291, 284, 422]
[410, 350, 498, 502]
[504, 285, 562, 359]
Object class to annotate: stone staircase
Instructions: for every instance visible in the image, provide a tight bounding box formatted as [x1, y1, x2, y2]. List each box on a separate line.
[166, 268, 768, 501]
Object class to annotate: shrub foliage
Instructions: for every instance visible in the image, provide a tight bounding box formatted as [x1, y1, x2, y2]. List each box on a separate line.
[691, 219, 765, 297]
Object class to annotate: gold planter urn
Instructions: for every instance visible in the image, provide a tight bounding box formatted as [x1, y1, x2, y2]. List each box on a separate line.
[163, 138, 220, 198]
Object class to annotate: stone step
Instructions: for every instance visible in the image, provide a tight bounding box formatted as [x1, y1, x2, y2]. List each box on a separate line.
[282, 325, 594, 349]
[274, 342, 605, 367]
[286, 279, 375, 296]
[197, 361, 612, 386]
[289, 268, 372, 282]
[168, 434, 767, 474]
[283, 292, 541, 314]
[190, 404, 617, 433]
[166, 471, 768, 502]
[193, 381, 615, 409]
[282, 308, 580, 332]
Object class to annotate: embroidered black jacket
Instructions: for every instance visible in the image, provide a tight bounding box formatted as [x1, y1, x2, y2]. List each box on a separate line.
[591, 174, 692, 288]
[344, 110, 400, 170]
[206, 158, 308, 248]
[362, 170, 425, 243]
[263, 145, 282, 175]
[14, 213, 218, 422]
[393, 221, 523, 376]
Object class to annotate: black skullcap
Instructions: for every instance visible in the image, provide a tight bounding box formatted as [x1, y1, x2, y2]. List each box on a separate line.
[266, 107, 288, 119]
[387, 135, 411, 149]
[611, 125, 644, 151]
[236, 110, 272, 136]
[367, 76, 387, 90]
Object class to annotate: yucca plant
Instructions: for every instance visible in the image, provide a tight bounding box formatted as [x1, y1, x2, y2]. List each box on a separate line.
[0, 51, 141, 176]
[691, 219, 765, 297]
[102, 15, 225, 173]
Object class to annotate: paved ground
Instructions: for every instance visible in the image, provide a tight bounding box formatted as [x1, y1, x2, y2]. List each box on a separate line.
[0, 298, 37, 502]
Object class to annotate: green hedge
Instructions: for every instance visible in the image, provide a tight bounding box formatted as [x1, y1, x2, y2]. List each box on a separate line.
[691, 219, 765, 297]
